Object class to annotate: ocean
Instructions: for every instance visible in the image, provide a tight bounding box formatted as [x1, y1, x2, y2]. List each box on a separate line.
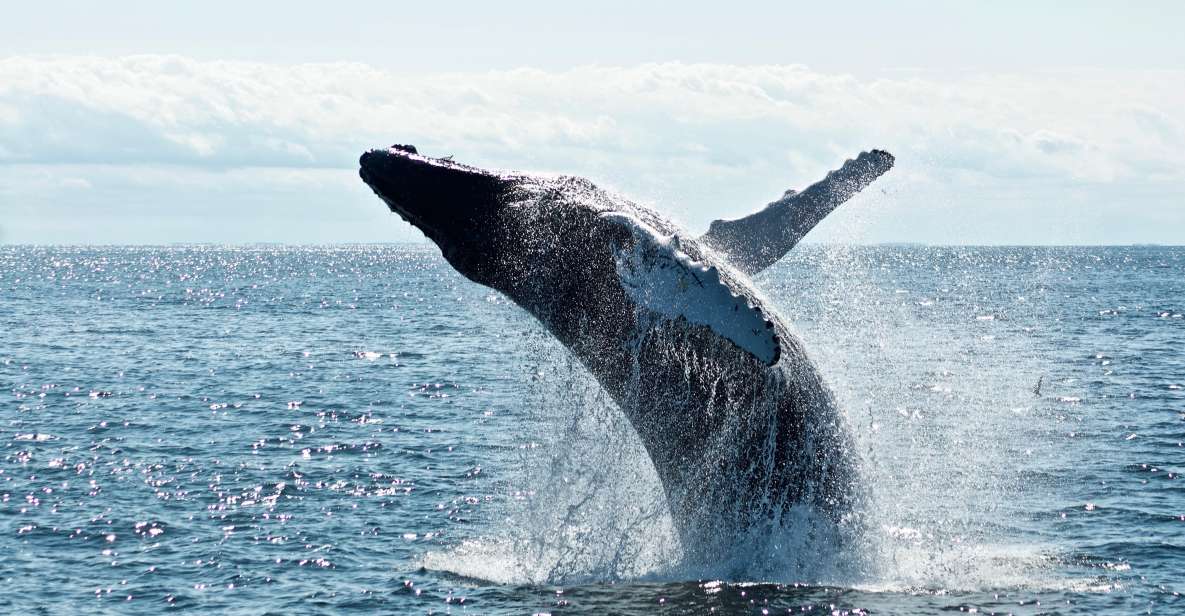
[1, 244, 1182, 614]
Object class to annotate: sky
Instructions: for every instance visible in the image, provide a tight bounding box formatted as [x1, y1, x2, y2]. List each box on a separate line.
[1, 1, 1183, 245]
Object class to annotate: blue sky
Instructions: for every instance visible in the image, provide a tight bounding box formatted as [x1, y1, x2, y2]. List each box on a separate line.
[2, 1, 1183, 245]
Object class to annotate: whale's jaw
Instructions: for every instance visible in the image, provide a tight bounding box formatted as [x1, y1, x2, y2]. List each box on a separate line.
[358, 145, 507, 246]
[359, 145, 517, 284]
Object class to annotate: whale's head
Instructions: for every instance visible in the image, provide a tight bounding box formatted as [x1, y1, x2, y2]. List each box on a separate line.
[359, 144, 516, 283]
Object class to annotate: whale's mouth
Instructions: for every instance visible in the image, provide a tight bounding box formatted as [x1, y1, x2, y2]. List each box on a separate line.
[358, 144, 506, 243]
[358, 145, 444, 237]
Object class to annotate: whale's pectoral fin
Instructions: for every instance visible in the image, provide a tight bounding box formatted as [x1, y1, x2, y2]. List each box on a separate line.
[700, 149, 895, 275]
[602, 213, 780, 366]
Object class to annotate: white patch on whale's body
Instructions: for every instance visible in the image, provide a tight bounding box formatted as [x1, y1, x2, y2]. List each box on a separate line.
[605, 212, 779, 365]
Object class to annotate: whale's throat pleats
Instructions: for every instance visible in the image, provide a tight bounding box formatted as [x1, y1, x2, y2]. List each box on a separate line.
[602, 213, 781, 366]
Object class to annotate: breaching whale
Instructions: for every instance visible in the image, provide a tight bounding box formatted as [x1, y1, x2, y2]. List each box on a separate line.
[359, 144, 894, 561]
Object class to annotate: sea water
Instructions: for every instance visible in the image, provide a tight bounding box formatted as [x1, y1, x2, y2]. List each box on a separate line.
[1, 244, 1182, 614]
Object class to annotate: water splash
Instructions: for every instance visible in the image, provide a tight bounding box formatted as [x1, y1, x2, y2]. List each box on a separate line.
[781, 244, 1065, 592]
[425, 328, 678, 584]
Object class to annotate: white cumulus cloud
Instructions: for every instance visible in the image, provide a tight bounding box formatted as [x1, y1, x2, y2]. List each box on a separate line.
[1, 55, 1183, 244]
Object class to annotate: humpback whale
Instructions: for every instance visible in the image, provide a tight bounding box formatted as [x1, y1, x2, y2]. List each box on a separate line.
[359, 145, 894, 562]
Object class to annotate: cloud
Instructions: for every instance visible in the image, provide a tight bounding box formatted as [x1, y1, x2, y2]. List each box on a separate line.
[1, 55, 1183, 244]
[3, 56, 1182, 175]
